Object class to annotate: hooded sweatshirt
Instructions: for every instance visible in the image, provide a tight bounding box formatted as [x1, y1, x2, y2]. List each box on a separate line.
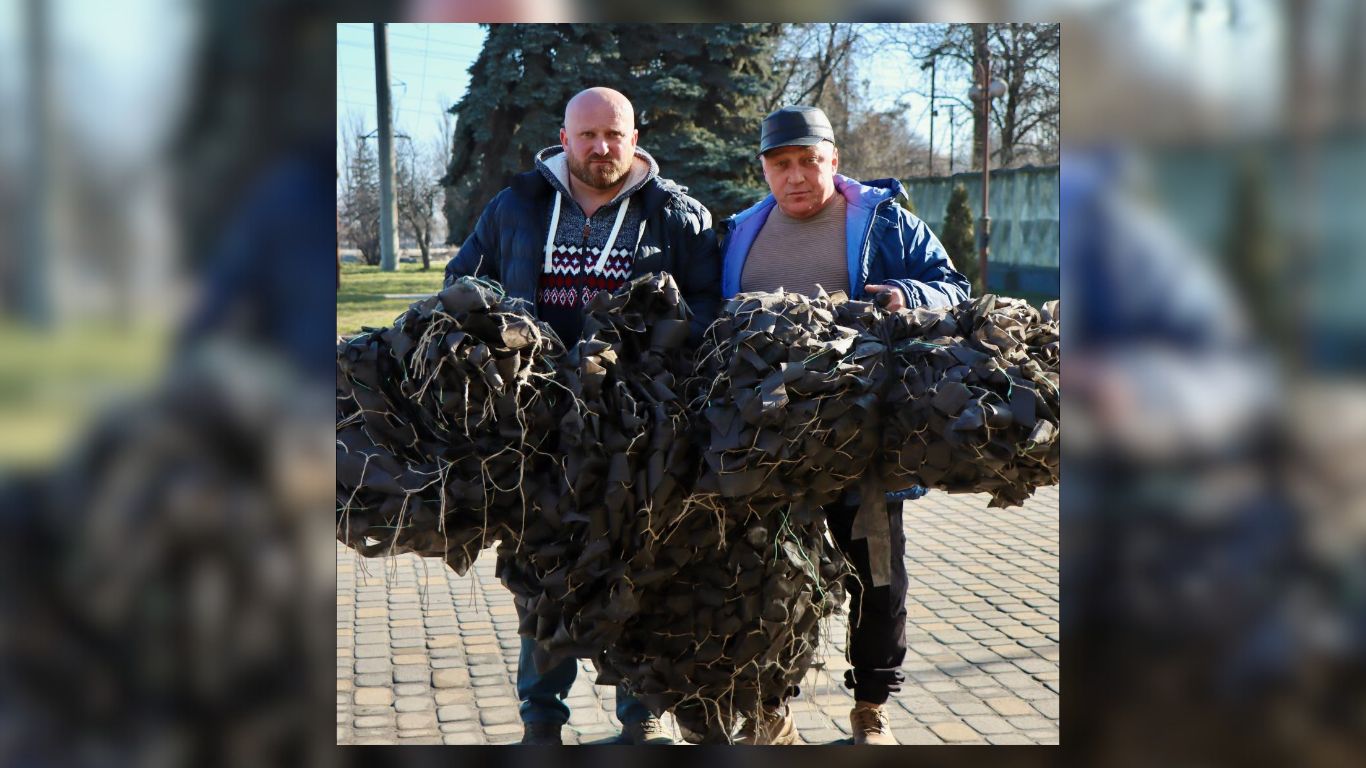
[532, 144, 659, 343]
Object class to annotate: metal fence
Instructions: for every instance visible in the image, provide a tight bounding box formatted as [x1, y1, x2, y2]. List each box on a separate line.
[903, 164, 1059, 300]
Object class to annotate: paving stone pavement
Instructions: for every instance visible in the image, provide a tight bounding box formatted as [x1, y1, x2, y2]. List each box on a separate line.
[337, 487, 1059, 745]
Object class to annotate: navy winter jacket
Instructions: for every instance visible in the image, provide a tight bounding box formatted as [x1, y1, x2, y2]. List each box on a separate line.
[720, 174, 970, 308]
[444, 158, 721, 343]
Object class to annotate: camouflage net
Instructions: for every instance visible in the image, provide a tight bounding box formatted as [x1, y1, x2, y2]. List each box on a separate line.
[689, 289, 1060, 509]
[335, 273, 1060, 742]
[498, 275, 700, 671]
[596, 503, 850, 741]
[452, 276, 845, 740]
[335, 278, 564, 574]
[874, 295, 1060, 506]
[689, 291, 883, 516]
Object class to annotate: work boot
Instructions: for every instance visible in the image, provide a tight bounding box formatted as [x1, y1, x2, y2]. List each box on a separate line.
[850, 702, 897, 745]
[520, 721, 563, 745]
[621, 715, 674, 745]
[734, 705, 796, 745]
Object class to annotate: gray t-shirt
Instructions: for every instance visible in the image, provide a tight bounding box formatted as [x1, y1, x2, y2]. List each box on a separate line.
[740, 193, 849, 296]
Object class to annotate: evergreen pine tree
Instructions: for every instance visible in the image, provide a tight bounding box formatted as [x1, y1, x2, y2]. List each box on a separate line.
[942, 184, 981, 295]
[441, 24, 563, 243]
[624, 24, 779, 218]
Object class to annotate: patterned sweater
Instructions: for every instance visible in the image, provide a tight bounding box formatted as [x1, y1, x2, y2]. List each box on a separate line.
[533, 145, 657, 343]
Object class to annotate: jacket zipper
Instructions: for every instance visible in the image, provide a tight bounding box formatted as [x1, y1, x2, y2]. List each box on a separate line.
[858, 200, 880, 290]
[579, 220, 592, 302]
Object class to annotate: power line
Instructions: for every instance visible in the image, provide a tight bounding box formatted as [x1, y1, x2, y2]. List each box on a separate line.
[417, 25, 431, 127]
[338, 46, 481, 67]
[337, 22, 484, 49]
[337, 38, 482, 57]
[338, 29, 352, 113]
[338, 63, 469, 83]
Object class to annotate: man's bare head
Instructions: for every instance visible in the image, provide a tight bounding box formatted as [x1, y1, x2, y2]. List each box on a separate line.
[563, 87, 634, 131]
[559, 87, 638, 191]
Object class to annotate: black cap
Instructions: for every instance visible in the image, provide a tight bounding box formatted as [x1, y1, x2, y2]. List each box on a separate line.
[759, 105, 836, 156]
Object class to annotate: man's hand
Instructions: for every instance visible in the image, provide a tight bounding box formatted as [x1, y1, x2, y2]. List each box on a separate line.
[864, 284, 907, 312]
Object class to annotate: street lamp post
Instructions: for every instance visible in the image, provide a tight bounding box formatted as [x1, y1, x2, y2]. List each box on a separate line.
[922, 57, 936, 176]
[969, 57, 1005, 294]
[980, 56, 990, 294]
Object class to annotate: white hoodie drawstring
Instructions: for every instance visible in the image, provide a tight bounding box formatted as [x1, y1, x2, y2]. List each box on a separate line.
[545, 191, 643, 276]
[542, 191, 563, 272]
[591, 197, 631, 274]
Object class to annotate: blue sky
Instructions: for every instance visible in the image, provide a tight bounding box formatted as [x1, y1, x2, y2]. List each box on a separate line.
[336, 23, 487, 168]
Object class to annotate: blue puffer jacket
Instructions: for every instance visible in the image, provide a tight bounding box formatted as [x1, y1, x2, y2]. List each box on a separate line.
[720, 174, 970, 308]
[444, 155, 720, 342]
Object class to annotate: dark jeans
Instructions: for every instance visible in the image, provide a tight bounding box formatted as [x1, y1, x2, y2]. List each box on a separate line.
[513, 599, 652, 726]
[825, 497, 910, 705]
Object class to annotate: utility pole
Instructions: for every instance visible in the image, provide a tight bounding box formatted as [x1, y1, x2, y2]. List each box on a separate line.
[979, 53, 991, 295]
[22, 0, 53, 327]
[922, 56, 936, 176]
[374, 23, 399, 272]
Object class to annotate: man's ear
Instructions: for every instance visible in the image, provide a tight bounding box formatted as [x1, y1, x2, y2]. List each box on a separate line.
[831, 145, 839, 171]
[560, 127, 568, 147]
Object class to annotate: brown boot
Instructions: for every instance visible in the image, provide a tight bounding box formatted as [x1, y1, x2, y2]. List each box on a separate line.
[850, 702, 897, 745]
[620, 715, 674, 745]
[734, 704, 796, 745]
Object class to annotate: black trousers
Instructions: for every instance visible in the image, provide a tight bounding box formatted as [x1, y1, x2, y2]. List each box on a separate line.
[824, 499, 909, 705]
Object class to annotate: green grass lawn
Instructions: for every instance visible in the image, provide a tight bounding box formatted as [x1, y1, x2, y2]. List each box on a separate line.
[0, 323, 167, 470]
[337, 261, 449, 336]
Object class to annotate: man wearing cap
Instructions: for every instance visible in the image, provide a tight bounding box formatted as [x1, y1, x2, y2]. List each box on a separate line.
[445, 86, 720, 746]
[720, 105, 970, 745]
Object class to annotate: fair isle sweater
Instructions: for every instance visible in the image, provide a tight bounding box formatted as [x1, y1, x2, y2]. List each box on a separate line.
[533, 145, 658, 343]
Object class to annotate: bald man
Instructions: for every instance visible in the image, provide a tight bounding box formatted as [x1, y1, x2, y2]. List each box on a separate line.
[446, 86, 719, 344]
[444, 87, 720, 745]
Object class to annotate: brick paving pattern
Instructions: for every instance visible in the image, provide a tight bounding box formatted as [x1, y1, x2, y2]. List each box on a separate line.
[337, 487, 1059, 745]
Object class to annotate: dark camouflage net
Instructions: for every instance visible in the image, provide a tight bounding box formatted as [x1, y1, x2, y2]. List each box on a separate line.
[873, 295, 1060, 506]
[498, 275, 700, 671]
[688, 290, 882, 516]
[335, 273, 1060, 742]
[335, 277, 564, 573]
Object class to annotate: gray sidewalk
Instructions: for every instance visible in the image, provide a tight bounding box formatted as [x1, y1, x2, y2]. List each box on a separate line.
[337, 486, 1059, 745]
